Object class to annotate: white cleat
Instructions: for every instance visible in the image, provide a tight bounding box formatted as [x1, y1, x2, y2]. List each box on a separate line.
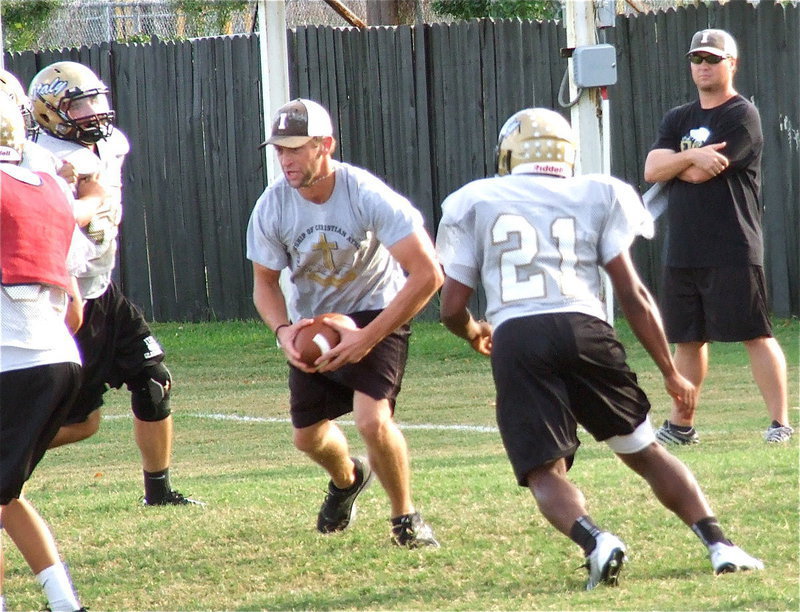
[709, 543, 765, 575]
[585, 532, 627, 590]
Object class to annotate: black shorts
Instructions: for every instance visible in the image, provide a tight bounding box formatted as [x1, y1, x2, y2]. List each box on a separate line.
[661, 266, 773, 343]
[289, 310, 410, 429]
[1, 362, 81, 504]
[491, 313, 650, 487]
[66, 281, 165, 425]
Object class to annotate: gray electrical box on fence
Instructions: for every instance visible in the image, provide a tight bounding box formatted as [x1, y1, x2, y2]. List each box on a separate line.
[572, 44, 617, 88]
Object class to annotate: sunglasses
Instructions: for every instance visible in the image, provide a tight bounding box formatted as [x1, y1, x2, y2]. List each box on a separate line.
[689, 54, 727, 65]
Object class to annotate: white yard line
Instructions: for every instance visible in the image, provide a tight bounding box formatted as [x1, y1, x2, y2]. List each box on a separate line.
[105, 411, 499, 433]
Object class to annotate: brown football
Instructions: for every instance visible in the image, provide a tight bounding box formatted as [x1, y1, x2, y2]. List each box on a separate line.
[294, 313, 357, 367]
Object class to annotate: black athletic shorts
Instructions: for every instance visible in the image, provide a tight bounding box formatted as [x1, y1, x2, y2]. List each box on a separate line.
[661, 266, 773, 343]
[288, 310, 410, 429]
[491, 313, 650, 487]
[1, 362, 81, 504]
[65, 281, 165, 425]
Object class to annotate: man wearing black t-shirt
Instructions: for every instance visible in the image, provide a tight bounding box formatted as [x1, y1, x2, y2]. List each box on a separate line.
[644, 29, 792, 445]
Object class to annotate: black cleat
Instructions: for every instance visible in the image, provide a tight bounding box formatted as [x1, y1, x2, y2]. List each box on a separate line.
[143, 490, 205, 506]
[390, 512, 440, 548]
[317, 456, 373, 533]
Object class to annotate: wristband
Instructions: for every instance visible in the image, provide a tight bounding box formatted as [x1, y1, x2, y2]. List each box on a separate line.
[274, 323, 290, 347]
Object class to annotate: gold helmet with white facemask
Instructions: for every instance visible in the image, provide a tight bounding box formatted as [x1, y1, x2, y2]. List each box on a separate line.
[28, 61, 115, 144]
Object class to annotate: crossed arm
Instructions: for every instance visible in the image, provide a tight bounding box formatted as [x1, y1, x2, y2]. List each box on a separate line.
[644, 143, 729, 184]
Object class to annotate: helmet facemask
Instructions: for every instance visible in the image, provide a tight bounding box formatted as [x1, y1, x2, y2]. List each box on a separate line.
[0, 69, 39, 141]
[20, 102, 40, 141]
[52, 88, 116, 143]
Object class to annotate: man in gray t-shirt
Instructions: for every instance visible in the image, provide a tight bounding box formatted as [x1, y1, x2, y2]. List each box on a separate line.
[246, 99, 442, 547]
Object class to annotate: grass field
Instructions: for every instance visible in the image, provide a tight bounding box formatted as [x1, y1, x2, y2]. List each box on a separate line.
[3, 317, 798, 611]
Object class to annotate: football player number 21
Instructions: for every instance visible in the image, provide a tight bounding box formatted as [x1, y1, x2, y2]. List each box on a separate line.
[492, 213, 579, 301]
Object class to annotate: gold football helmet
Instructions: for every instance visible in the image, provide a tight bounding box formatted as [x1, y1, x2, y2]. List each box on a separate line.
[496, 108, 576, 177]
[0, 94, 26, 163]
[28, 61, 115, 143]
[0, 69, 38, 140]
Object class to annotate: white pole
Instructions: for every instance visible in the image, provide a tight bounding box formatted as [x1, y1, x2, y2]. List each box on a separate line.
[565, 1, 601, 176]
[564, 0, 614, 323]
[257, 0, 295, 316]
[600, 85, 614, 320]
[258, 0, 290, 186]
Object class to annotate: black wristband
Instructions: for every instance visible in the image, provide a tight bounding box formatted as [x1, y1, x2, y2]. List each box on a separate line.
[274, 323, 290, 347]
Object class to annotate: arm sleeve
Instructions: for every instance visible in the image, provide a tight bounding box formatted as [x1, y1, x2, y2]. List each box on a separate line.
[650, 108, 681, 152]
[436, 192, 480, 289]
[598, 179, 655, 265]
[714, 103, 762, 170]
[246, 192, 289, 271]
[357, 171, 426, 248]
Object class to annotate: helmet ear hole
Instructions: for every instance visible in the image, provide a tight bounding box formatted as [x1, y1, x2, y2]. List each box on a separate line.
[497, 150, 511, 176]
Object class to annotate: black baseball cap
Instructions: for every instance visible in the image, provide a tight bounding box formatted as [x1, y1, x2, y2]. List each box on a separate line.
[262, 98, 333, 148]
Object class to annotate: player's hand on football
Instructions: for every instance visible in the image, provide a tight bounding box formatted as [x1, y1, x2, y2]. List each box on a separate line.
[279, 319, 318, 373]
[58, 160, 78, 185]
[75, 173, 105, 200]
[314, 315, 367, 372]
[664, 371, 697, 416]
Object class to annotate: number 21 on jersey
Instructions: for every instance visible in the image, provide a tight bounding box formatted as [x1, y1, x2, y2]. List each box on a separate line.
[492, 213, 579, 301]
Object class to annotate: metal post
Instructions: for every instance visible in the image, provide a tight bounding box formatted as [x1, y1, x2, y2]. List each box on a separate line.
[257, 0, 290, 186]
[564, 0, 614, 322]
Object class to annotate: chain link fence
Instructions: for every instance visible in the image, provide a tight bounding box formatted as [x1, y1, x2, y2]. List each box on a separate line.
[25, 0, 423, 50]
[15, 0, 757, 53]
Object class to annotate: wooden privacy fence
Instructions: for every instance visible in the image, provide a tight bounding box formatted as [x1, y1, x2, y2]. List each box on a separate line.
[5, 1, 798, 321]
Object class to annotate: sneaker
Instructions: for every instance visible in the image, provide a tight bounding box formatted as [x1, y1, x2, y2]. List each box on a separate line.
[584, 532, 627, 590]
[764, 423, 793, 443]
[390, 512, 440, 548]
[655, 420, 700, 446]
[317, 456, 373, 533]
[143, 490, 205, 506]
[709, 542, 765, 574]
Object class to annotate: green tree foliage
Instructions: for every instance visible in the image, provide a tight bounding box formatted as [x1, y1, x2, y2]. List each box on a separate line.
[1, 0, 63, 52]
[432, 0, 561, 20]
[172, 0, 250, 36]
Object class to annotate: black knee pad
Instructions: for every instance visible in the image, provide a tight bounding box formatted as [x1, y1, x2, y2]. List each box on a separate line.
[129, 363, 172, 422]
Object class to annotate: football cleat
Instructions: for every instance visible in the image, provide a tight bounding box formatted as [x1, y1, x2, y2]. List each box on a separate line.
[584, 532, 627, 590]
[709, 543, 764, 574]
[763, 423, 793, 443]
[143, 490, 205, 506]
[390, 512, 440, 549]
[655, 420, 700, 446]
[317, 456, 373, 533]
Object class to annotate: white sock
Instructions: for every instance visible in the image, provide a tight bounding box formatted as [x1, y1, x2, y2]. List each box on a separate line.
[1, 594, 5, 612]
[36, 563, 80, 612]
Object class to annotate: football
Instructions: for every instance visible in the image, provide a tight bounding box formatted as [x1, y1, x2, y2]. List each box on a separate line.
[294, 313, 357, 367]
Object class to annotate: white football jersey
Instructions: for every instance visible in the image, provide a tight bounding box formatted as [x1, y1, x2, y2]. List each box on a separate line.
[436, 172, 653, 329]
[20, 139, 62, 175]
[36, 129, 130, 299]
[0, 164, 81, 372]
